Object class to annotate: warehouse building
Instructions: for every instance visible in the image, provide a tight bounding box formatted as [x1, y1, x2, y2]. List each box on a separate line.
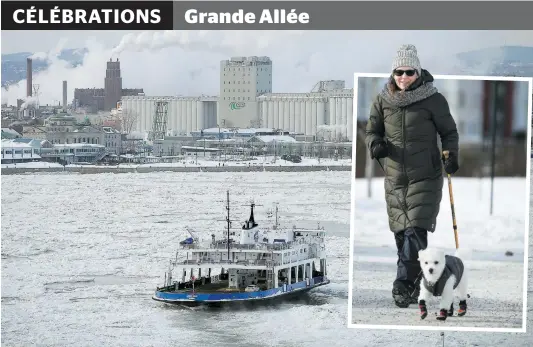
[119, 57, 354, 141]
[120, 96, 218, 136]
[256, 80, 353, 141]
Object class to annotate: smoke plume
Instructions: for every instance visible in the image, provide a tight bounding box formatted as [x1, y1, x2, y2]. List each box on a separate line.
[2, 30, 529, 106]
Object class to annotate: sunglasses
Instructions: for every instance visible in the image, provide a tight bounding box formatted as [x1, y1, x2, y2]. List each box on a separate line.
[393, 69, 417, 77]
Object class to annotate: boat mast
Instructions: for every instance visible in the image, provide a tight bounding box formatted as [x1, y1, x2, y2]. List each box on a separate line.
[275, 204, 279, 229]
[226, 190, 231, 260]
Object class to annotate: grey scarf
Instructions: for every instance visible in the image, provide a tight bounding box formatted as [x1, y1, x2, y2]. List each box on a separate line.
[379, 75, 439, 108]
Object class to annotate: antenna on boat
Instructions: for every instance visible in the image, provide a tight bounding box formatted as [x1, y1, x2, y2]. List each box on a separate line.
[225, 190, 231, 260]
[273, 203, 280, 230]
[276, 204, 279, 229]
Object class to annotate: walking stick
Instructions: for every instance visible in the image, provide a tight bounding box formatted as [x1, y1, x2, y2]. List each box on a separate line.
[442, 150, 459, 249]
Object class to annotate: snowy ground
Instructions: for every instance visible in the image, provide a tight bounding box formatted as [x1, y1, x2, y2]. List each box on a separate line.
[350, 176, 528, 330]
[0, 156, 352, 169]
[1, 171, 532, 347]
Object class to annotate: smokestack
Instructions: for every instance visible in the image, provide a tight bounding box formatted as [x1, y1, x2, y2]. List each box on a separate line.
[63, 80, 67, 111]
[26, 58, 32, 97]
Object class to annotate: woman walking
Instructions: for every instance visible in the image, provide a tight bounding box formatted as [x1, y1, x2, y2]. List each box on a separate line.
[365, 44, 460, 308]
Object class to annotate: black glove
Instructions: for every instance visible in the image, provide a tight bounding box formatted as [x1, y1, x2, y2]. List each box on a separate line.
[442, 151, 459, 174]
[370, 139, 388, 159]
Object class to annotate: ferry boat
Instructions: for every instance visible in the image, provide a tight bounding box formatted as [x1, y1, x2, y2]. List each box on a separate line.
[152, 191, 330, 306]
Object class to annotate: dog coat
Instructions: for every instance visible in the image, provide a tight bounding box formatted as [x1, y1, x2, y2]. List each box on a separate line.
[422, 255, 464, 297]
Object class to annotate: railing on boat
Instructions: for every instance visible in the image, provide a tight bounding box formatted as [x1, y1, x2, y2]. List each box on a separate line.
[179, 238, 314, 251]
[177, 259, 279, 267]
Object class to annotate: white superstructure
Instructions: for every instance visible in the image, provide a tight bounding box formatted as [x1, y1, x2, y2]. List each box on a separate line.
[162, 194, 328, 294]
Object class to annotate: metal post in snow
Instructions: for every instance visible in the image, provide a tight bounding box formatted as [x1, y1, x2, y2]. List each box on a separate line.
[490, 82, 499, 216]
[366, 148, 374, 198]
[357, 125, 374, 198]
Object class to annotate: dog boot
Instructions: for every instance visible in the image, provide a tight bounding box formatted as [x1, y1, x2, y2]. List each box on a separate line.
[448, 303, 454, 317]
[436, 309, 448, 321]
[457, 300, 467, 316]
[419, 300, 428, 320]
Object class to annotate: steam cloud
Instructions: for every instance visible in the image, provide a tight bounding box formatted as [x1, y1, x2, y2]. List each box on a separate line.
[20, 96, 39, 110]
[110, 30, 307, 57]
[1, 30, 526, 107]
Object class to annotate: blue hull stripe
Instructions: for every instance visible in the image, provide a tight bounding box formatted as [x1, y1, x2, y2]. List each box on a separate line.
[153, 276, 328, 303]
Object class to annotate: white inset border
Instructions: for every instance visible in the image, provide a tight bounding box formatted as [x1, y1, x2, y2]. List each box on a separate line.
[347, 72, 532, 333]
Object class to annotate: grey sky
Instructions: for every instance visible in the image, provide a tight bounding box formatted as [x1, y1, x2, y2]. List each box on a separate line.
[3, 30, 533, 55]
[2, 30, 533, 105]
[2, 31, 130, 53]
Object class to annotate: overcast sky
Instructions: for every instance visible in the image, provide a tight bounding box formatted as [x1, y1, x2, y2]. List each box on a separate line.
[2, 30, 533, 105]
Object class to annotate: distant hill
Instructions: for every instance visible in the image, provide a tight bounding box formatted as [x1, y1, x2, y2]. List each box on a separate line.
[1, 45, 533, 89]
[455, 45, 533, 76]
[457, 45, 533, 65]
[1, 48, 87, 88]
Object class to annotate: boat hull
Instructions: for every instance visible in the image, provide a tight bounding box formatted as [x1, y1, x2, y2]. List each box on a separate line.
[152, 276, 330, 307]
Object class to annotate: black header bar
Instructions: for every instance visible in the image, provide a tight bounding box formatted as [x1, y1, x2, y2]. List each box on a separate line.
[1, 1, 174, 30]
[3, 1, 533, 30]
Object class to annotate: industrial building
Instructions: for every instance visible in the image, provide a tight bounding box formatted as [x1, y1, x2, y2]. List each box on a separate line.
[74, 59, 144, 112]
[20, 57, 39, 118]
[257, 80, 353, 141]
[119, 96, 218, 137]
[119, 55, 355, 141]
[218, 56, 273, 128]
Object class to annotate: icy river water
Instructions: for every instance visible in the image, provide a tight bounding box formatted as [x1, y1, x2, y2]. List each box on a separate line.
[1, 171, 532, 346]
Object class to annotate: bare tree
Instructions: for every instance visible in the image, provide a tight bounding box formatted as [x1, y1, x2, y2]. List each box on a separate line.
[119, 109, 138, 134]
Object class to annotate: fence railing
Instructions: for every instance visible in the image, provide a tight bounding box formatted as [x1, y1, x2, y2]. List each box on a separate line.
[178, 259, 279, 267]
[179, 237, 312, 251]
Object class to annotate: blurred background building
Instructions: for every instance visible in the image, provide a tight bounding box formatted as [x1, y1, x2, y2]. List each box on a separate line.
[354, 77, 530, 178]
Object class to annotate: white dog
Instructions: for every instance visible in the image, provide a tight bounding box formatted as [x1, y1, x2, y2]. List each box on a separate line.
[417, 248, 468, 321]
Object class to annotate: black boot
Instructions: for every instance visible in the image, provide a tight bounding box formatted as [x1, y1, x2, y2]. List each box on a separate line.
[392, 280, 417, 308]
[392, 227, 428, 308]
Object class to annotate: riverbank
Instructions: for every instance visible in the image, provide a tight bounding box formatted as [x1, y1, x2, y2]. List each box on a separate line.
[1, 163, 352, 175]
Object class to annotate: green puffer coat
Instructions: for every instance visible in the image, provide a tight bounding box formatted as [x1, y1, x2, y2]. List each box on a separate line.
[365, 71, 459, 233]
